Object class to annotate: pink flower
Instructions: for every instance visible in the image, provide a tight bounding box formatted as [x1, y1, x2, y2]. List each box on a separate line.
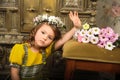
[99, 35, 109, 42]
[105, 27, 114, 37]
[78, 34, 83, 42]
[73, 23, 119, 50]
[74, 30, 81, 39]
[109, 33, 119, 43]
[97, 41, 105, 48]
[99, 29, 106, 38]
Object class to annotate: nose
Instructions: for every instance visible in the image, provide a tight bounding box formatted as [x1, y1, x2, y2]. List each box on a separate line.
[43, 35, 47, 41]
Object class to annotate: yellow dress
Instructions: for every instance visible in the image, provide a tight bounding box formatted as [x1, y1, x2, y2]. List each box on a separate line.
[9, 42, 55, 80]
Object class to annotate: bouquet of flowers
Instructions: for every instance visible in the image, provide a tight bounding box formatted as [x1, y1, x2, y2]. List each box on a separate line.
[73, 23, 120, 50]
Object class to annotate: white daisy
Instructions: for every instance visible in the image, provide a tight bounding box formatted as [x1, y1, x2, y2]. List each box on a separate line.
[90, 36, 99, 44]
[92, 27, 100, 35]
[80, 29, 87, 37]
[105, 42, 115, 50]
[82, 36, 90, 43]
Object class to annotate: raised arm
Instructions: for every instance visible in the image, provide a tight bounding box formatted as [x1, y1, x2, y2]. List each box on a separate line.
[55, 11, 82, 50]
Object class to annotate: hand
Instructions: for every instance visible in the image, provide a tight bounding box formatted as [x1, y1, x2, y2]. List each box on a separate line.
[69, 11, 82, 28]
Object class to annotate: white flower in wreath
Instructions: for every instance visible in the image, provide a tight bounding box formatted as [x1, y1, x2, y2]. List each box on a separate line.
[42, 14, 48, 20]
[33, 14, 65, 28]
[48, 16, 56, 23]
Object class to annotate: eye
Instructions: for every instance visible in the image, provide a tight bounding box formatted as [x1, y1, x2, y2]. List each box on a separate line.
[41, 31, 45, 34]
[48, 36, 54, 40]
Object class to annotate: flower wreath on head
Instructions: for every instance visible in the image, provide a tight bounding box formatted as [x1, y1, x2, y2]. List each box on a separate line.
[73, 23, 120, 51]
[33, 14, 66, 29]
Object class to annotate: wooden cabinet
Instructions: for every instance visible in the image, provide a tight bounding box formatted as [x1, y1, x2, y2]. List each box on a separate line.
[20, 0, 58, 32]
[20, 0, 40, 32]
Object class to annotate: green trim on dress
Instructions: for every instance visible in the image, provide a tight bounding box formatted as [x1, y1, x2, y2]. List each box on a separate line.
[20, 44, 48, 80]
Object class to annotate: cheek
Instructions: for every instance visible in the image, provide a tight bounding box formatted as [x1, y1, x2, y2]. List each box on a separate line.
[35, 32, 42, 40]
[34, 35, 39, 41]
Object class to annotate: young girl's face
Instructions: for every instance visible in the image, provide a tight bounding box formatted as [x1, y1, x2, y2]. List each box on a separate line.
[34, 24, 55, 47]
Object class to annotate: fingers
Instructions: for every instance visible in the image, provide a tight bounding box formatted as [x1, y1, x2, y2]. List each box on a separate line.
[73, 11, 78, 16]
[69, 11, 73, 17]
[70, 11, 78, 16]
[69, 11, 80, 23]
[69, 11, 73, 20]
[69, 11, 78, 18]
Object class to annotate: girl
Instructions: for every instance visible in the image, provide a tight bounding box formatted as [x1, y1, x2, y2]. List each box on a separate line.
[9, 11, 81, 80]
